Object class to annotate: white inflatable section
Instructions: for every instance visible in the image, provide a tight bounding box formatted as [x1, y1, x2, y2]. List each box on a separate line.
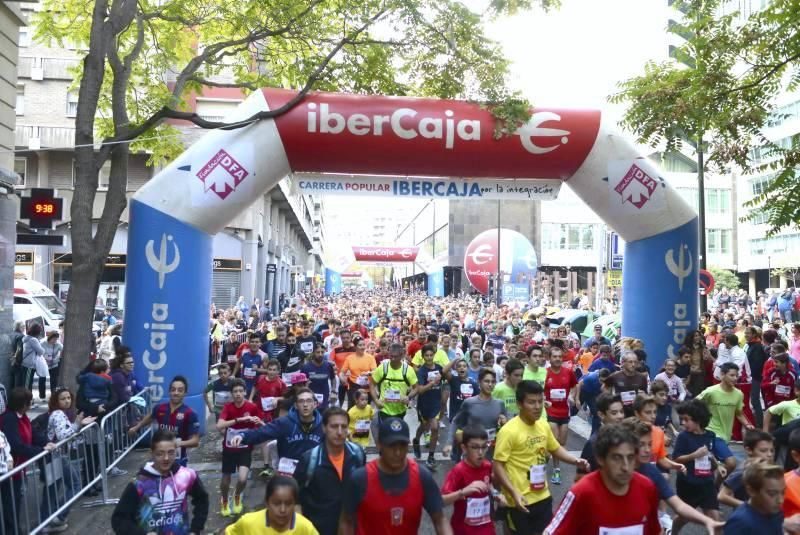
[566, 116, 696, 243]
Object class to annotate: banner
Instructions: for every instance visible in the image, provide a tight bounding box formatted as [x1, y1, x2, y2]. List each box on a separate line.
[352, 246, 419, 262]
[294, 175, 561, 201]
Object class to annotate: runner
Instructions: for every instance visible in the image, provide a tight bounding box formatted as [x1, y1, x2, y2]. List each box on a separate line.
[111, 429, 209, 534]
[238, 334, 269, 396]
[339, 337, 377, 408]
[719, 430, 775, 508]
[609, 350, 649, 417]
[413, 343, 449, 471]
[229, 387, 323, 480]
[127, 375, 200, 466]
[444, 358, 479, 422]
[543, 347, 578, 485]
[575, 392, 625, 480]
[447, 369, 507, 461]
[224, 476, 319, 535]
[723, 461, 785, 534]
[522, 346, 546, 384]
[762, 354, 797, 411]
[544, 424, 660, 534]
[696, 362, 755, 443]
[575, 368, 610, 434]
[301, 343, 337, 410]
[369, 342, 418, 423]
[339, 417, 452, 535]
[205, 362, 234, 421]
[441, 424, 505, 535]
[493, 380, 590, 535]
[347, 390, 374, 448]
[492, 358, 525, 419]
[294, 407, 366, 535]
[216, 378, 264, 517]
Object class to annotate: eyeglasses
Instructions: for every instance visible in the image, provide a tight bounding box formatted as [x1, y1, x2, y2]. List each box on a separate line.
[467, 444, 489, 451]
[297, 398, 316, 405]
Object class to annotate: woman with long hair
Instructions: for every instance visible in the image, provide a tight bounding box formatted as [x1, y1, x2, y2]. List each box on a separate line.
[681, 329, 714, 397]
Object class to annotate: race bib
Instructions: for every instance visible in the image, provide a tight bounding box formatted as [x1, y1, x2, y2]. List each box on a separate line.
[776, 385, 792, 397]
[225, 427, 247, 449]
[214, 391, 232, 407]
[460, 383, 474, 399]
[620, 390, 636, 405]
[356, 375, 370, 387]
[354, 420, 370, 437]
[243, 368, 256, 379]
[668, 386, 678, 398]
[277, 457, 299, 477]
[314, 393, 324, 404]
[529, 464, 546, 490]
[694, 454, 712, 477]
[300, 341, 314, 353]
[599, 526, 644, 535]
[486, 427, 497, 445]
[550, 388, 566, 401]
[261, 397, 277, 412]
[464, 496, 491, 526]
[385, 389, 401, 402]
[282, 373, 293, 385]
[227, 354, 238, 364]
[427, 371, 441, 383]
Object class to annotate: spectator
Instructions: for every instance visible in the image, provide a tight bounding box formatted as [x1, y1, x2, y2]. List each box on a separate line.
[77, 359, 113, 416]
[109, 347, 141, 404]
[20, 323, 44, 395]
[40, 331, 62, 402]
[9, 321, 24, 389]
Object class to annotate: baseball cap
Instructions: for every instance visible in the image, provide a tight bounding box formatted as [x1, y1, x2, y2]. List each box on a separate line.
[378, 417, 410, 445]
[291, 373, 309, 385]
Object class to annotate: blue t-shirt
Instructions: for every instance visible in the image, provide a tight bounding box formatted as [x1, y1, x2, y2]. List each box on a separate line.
[448, 376, 479, 417]
[240, 351, 263, 385]
[588, 358, 616, 374]
[301, 360, 335, 409]
[724, 503, 783, 535]
[673, 430, 730, 485]
[655, 404, 673, 428]
[466, 366, 481, 384]
[722, 467, 747, 502]
[417, 364, 444, 417]
[580, 371, 604, 397]
[636, 462, 675, 500]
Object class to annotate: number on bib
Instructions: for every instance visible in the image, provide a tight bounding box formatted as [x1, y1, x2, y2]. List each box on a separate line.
[776, 385, 791, 397]
[277, 457, 299, 477]
[385, 389, 401, 402]
[356, 375, 370, 387]
[464, 496, 491, 526]
[243, 368, 256, 379]
[261, 397, 277, 412]
[620, 390, 636, 405]
[354, 420, 370, 437]
[529, 464, 546, 490]
[460, 383, 474, 398]
[314, 393, 324, 404]
[598, 525, 644, 535]
[694, 454, 712, 477]
[550, 388, 566, 401]
[214, 391, 232, 407]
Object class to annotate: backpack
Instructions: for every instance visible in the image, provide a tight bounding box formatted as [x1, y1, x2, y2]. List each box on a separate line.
[11, 333, 23, 367]
[375, 360, 411, 388]
[30, 412, 50, 447]
[304, 441, 365, 488]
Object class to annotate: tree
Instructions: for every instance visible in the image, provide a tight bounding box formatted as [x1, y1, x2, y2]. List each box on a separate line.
[771, 267, 800, 288]
[708, 266, 740, 291]
[610, 0, 800, 236]
[33, 0, 555, 386]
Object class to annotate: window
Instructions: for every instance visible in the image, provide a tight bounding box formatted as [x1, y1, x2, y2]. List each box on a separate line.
[18, 27, 30, 47]
[15, 85, 24, 116]
[706, 189, 731, 215]
[707, 229, 731, 254]
[14, 158, 26, 187]
[66, 92, 78, 117]
[750, 174, 774, 196]
[541, 223, 595, 251]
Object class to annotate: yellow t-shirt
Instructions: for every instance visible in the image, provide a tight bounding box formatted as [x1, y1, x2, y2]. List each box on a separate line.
[373, 326, 389, 339]
[348, 404, 374, 447]
[411, 348, 450, 368]
[226, 510, 319, 535]
[493, 415, 560, 505]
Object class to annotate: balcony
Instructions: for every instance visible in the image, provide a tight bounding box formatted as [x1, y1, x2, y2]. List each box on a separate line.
[16, 125, 75, 149]
[18, 56, 80, 80]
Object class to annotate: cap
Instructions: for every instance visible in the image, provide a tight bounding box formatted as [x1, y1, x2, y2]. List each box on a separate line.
[291, 373, 309, 385]
[378, 417, 410, 445]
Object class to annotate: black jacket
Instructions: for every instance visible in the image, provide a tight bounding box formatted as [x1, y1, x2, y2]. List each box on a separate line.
[294, 441, 366, 535]
[747, 342, 769, 382]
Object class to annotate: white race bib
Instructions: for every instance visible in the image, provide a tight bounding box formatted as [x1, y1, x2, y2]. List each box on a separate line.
[314, 393, 324, 404]
[300, 341, 314, 353]
[214, 391, 232, 407]
[464, 496, 491, 526]
[427, 371, 441, 383]
[529, 464, 546, 490]
[282, 373, 293, 385]
[776, 385, 792, 396]
[354, 420, 370, 435]
[694, 454, 712, 477]
[550, 388, 566, 401]
[486, 428, 497, 442]
[225, 427, 247, 449]
[620, 390, 636, 405]
[356, 375, 370, 387]
[277, 457, 299, 477]
[260, 397, 277, 411]
[243, 368, 256, 379]
[459, 383, 474, 398]
[599, 526, 644, 535]
[385, 389, 401, 402]
[227, 354, 238, 364]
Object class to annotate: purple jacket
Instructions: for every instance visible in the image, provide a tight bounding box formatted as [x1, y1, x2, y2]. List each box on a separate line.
[111, 368, 141, 403]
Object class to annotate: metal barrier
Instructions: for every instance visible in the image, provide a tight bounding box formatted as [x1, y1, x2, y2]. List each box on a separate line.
[0, 420, 101, 535]
[82, 386, 154, 507]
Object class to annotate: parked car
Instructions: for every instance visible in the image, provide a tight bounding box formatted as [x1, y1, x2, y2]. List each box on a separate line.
[582, 314, 621, 344]
[546, 308, 597, 335]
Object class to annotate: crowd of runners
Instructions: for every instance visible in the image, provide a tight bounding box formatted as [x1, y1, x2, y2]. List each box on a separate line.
[90, 286, 800, 534]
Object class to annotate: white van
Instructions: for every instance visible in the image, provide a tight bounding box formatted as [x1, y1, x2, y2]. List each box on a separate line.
[13, 279, 65, 333]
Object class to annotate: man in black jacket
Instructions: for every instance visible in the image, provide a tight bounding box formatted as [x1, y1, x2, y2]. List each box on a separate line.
[746, 326, 770, 428]
[293, 407, 365, 535]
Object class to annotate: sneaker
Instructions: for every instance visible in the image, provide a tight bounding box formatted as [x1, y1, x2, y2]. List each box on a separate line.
[412, 440, 422, 459]
[425, 458, 437, 472]
[220, 497, 231, 517]
[551, 468, 561, 485]
[233, 494, 244, 515]
[43, 521, 68, 533]
[659, 511, 673, 533]
[109, 467, 128, 476]
[259, 466, 274, 478]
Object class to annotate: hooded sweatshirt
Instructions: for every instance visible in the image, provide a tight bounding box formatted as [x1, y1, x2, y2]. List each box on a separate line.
[240, 406, 323, 462]
[111, 461, 208, 535]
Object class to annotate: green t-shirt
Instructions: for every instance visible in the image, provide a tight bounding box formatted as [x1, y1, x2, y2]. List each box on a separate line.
[411, 348, 450, 368]
[492, 382, 519, 417]
[696, 384, 743, 442]
[371, 362, 419, 416]
[768, 399, 800, 426]
[523, 367, 547, 385]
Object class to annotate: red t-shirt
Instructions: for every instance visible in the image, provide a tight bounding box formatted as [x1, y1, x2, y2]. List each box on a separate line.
[407, 339, 423, 358]
[253, 375, 287, 421]
[546, 471, 660, 535]
[544, 367, 578, 419]
[219, 401, 263, 451]
[441, 460, 495, 535]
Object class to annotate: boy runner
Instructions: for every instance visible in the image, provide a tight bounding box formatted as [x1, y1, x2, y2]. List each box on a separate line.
[575, 392, 625, 480]
[522, 346, 546, 384]
[543, 347, 578, 485]
[763, 378, 800, 432]
[238, 334, 269, 396]
[492, 358, 525, 418]
[413, 344, 449, 471]
[724, 461, 785, 534]
[762, 354, 797, 411]
[216, 379, 264, 516]
[493, 380, 590, 535]
[544, 424, 660, 535]
[444, 358, 479, 420]
[447, 369, 507, 461]
[719, 429, 775, 508]
[696, 362, 755, 443]
[301, 343, 337, 410]
[205, 363, 234, 421]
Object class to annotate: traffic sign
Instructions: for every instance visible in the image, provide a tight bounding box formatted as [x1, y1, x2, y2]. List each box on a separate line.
[699, 269, 715, 296]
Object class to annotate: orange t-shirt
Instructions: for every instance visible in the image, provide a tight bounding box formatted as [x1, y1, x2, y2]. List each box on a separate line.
[341, 353, 377, 386]
[785, 470, 800, 517]
[332, 348, 354, 373]
[328, 449, 344, 480]
[651, 426, 667, 461]
[577, 352, 595, 375]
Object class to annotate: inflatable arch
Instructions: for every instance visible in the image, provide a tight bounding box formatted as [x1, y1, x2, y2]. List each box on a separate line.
[125, 88, 698, 428]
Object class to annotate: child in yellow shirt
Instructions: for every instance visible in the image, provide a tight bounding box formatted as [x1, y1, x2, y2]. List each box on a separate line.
[347, 390, 374, 448]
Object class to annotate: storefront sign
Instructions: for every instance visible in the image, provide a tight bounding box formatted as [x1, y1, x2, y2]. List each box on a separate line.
[266, 263, 277, 273]
[213, 258, 242, 271]
[294, 175, 561, 201]
[15, 252, 33, 265]
[54, 253, 127, 266]
[607, 270, 623, 288]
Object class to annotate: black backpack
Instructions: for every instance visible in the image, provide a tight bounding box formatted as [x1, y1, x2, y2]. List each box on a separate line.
[11, 333, 23, 367]
[30, 412, 50, 446]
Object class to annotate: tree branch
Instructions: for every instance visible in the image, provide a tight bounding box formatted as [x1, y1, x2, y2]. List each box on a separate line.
[724, 50, 800, 95]
[186, 76, 259, 90]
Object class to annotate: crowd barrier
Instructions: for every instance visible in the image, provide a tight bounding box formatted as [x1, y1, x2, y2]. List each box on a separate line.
[0, 387, 154, 535]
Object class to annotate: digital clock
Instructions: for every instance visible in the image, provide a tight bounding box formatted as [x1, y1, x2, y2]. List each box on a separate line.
[20, 188, 64, 229]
